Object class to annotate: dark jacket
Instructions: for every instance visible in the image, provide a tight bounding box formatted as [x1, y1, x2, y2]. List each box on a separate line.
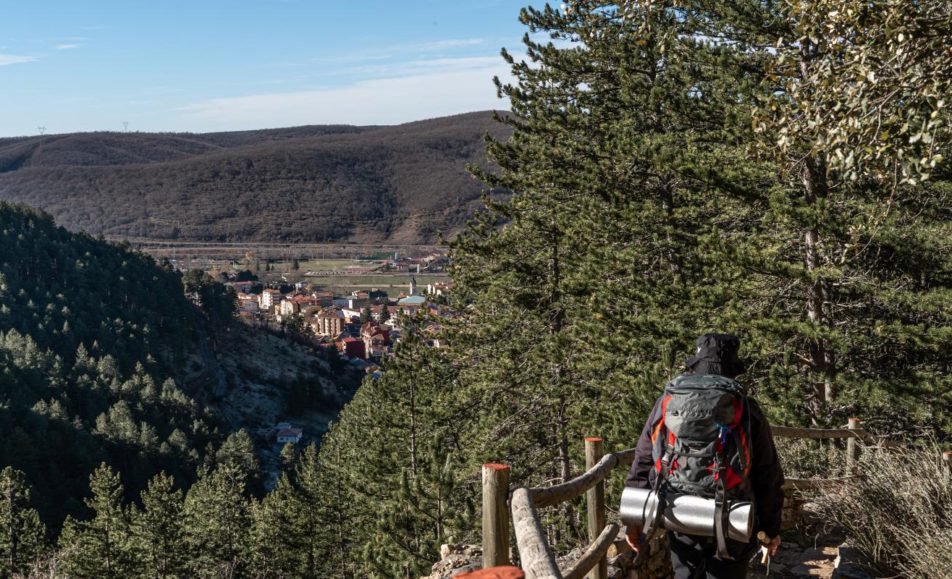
[625, 380, 785, 538]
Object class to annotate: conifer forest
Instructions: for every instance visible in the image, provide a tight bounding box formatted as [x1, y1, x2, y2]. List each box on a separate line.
[1, 1, 950, 578]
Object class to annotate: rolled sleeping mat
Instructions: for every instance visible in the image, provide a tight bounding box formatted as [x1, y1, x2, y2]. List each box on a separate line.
[619, 487, 752, 542]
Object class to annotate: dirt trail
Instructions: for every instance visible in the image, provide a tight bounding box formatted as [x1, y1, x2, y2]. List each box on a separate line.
[747, 540, 840, 578]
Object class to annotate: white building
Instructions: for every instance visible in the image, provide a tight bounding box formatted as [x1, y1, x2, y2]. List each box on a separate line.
[275, 427, 303, 444]
[259, 289, 281, 311]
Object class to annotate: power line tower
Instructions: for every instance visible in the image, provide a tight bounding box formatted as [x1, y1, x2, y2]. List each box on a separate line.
[37, 126, 47, 135]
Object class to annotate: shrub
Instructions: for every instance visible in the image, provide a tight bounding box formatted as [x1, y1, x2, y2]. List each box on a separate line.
[811, 442, 952, 578]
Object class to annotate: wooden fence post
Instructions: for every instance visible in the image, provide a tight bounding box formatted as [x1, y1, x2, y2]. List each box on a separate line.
[846, 418, 861, 473]
[483, 464, 511, 569]
[584, 437, 607, 579]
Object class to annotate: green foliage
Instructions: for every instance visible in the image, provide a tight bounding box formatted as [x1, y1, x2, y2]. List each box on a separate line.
[183, 464, 251, 578]
[58, 464, 136, 579]
[249, 475, 301, 577]
[312, 318, 473, 577]
[0, 466, 45, 577]
[0, 203, 220, 529]
[3, 3, 952, 575]
[360, 305, 373, 324]
[131, 472, 189, 579]
[183, 269, 237, 326]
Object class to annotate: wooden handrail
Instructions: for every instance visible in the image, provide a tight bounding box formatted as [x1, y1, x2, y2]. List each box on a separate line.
[511, 487, 561, 579]
[772, 425, 867, 439]
[531, 454, 617, 509]
[529, 449, 635, 509]
[562, 523, 619, 579]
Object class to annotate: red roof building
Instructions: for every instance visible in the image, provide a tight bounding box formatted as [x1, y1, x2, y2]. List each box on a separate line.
[338, 336, 365, 359]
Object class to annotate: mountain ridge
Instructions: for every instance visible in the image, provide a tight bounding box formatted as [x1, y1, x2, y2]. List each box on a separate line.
[0, 110, 510, 243]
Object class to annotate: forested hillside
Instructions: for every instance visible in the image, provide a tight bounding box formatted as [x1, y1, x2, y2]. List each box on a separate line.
[0, 203, 350, 561]
[0, 112, 508, 244]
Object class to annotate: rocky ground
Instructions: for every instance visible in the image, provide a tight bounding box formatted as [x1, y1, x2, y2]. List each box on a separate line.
[186, 323, 361, 487]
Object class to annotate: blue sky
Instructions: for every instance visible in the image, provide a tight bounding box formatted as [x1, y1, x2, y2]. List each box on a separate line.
[0, 0, 535, 137]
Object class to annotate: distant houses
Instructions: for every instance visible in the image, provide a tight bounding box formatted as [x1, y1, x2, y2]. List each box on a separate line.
[225, 269, 456, 374]
[272, 422, 303, 445]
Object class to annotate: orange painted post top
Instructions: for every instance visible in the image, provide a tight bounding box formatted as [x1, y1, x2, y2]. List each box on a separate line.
[483, 463, 511, 471]
[456, 566, 525, 579]
[585, 436, 604, 443]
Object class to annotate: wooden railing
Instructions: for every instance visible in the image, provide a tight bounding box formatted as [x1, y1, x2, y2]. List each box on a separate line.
[480, 418, 927, 579]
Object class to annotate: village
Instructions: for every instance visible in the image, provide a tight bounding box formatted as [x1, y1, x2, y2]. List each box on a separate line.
[215, 251, 455, 380]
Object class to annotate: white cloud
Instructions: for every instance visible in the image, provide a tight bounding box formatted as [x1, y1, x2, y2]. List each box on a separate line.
[55, 44, 81, 50]
[178, 56, 514, 131]
[0, 54, 37, 66]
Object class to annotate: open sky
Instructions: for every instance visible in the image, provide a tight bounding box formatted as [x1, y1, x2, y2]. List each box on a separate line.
[0, 0, 535, 137]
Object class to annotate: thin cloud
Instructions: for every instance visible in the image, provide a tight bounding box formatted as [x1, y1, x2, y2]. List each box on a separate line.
[0, 54, 37, 66]
[416, 38, 485, 51]
[309, 38, 489, 66]
[177, 56, 515, 131]
[55, 44, 81, 50]
[352, 56, 502, 78]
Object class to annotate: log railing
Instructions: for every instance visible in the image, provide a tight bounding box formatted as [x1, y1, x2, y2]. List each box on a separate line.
[481, 417, 914, 579]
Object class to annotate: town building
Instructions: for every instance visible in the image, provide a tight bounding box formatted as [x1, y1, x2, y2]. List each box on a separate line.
[278, 299, 300, 318]
[312, 307, 345, 337]
[338, 336, 366, 358]
[397, 295, 427, 315]
[361, 322, 391, 359]
[275, 426, 303, 445]
[259, 288, 281, 311]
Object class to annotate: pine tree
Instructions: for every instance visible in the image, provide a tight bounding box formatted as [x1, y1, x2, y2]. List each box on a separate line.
[249, 475, 300, 578]
[0, 467, 46, 577]
[212, 429, 260, 489]
[295, 443, 350, 578]
[311, 317, 470, 577]
[58, 463, 136, 579]
[447, 2, 757, 538]
[183, 464, 250, 578]
[131, 472, 188, 578]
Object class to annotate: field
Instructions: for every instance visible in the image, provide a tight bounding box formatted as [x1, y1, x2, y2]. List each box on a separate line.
[128, 239, 451, 294]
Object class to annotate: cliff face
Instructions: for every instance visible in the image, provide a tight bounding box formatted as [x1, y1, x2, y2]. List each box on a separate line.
[0, 111, 510, 244]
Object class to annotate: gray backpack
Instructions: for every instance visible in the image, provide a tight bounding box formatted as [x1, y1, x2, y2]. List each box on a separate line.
[647, 374, 753, 555]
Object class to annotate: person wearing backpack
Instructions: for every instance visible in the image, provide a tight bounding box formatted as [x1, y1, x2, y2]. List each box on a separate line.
[624, 333, 784, 578]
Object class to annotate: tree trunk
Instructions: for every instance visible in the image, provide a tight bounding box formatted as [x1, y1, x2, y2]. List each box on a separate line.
[800, 42, 836, 418]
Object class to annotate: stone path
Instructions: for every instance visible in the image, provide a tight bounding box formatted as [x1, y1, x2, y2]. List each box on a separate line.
[747, 542, 839, 578]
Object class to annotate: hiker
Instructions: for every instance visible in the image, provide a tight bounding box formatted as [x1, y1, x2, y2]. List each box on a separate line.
[625, 333, 784, 579]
